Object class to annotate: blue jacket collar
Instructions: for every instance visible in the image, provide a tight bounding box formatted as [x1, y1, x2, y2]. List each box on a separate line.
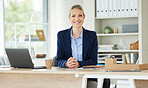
[66, 26, 89, 39]
[64, 26, 90, 61]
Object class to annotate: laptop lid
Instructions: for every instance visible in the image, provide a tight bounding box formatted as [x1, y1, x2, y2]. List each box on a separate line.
[5, 48, 34, 68]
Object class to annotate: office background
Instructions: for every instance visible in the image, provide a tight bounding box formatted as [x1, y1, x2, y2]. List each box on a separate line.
[1, 0, 148, 66]
[0, 0, 95, 65]
[48, 0, 95, 58]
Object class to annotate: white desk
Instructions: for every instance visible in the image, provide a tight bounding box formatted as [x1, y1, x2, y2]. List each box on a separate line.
[81, 68, 148, 88]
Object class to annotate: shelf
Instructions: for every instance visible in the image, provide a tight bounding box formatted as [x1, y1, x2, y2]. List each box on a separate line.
[18, 41, 46, 43]
[30, 41, 46, 43]
[97, 33, 139, 36]
[98, 50, 139, 53]
[94, 0, 148, 64]
[95, 16, 138, 20]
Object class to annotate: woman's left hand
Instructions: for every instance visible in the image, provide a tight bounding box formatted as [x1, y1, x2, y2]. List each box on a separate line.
[66, 57, 80, 68]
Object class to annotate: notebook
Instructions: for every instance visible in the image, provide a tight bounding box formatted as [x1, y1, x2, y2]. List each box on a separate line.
[5, 48, 46, 69]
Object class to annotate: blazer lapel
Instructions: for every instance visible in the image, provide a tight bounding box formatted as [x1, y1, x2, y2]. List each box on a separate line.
[63, 27, 72, 56]
[83, 28, 89, 61]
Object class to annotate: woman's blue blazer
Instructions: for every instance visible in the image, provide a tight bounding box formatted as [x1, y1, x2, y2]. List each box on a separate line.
[56, 27, 98, 68]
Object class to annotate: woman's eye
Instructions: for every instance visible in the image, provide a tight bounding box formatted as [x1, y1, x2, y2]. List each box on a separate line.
[79, 15, 82, 17]
[72, 15, 75, 17]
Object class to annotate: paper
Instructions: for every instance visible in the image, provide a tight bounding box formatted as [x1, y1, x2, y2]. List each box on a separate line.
[117, 39, 126, 50]
[32, 69, 47, 71]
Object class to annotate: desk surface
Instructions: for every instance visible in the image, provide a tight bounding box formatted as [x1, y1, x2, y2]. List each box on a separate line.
[1, 67, 148, 76]
[1, 67, 148, 88]
[0, 67, 84, 88]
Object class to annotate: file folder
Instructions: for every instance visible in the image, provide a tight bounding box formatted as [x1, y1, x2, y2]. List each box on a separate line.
[116, 0, 121, 17]
[129, 0, 134, 16]
[112, 0, 117, 17]
[96, 0, 101, 17]
[108, 0, 113, 17]
[120, 0, 126, 17]
[125, 0, 130, 17]
[133, 0, 138, 16]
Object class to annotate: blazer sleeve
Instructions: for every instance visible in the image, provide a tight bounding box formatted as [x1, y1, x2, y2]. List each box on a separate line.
[56, 32, 67, 68]
[78, 32, 98, 67]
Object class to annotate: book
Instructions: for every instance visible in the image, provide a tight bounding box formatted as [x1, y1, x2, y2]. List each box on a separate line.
[99, 44, 117, 47]
[25, 37, 40, 41]
[130, 53, 138, 64]
[36, 54, 46, 58]
[97, 63, 105, 66]
[99, 44, 118, 50]
[125, 53, 130, 63]
[98, 54, 123, 64]
[24, 35, 40, 41]
[25, 35, 38, 37]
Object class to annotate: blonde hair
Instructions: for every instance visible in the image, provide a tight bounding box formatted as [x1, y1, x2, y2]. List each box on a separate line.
[69, 4, 85, 16]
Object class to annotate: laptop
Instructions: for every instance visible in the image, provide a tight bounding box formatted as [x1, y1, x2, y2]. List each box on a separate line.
[5, 48, 46, 69]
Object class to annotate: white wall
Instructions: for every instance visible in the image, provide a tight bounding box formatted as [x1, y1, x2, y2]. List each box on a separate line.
[48, 0, 95, 57]
[56, 0, 83, 30]
[82, 0, 95, 30]
[48, 0, 57, 58]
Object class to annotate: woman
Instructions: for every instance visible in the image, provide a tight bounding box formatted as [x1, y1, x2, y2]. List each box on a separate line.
[56, 4, 98, 68]
[56, 4, 110, 88]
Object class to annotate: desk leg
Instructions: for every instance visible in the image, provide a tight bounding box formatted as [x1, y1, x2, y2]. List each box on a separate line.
[97, 78, 104, 88]
[82, 76, 87, 88]
[129, 79, 136, 88]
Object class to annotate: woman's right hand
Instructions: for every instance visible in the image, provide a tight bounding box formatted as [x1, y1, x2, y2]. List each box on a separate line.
[66, 57, 79, 68]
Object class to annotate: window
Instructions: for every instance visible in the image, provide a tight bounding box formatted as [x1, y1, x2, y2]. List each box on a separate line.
[4, 0, 48, 48]
[0, 0, 4, 56]
[3, 0, 48, 65]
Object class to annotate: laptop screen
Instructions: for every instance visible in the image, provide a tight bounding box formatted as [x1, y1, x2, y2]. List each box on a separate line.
[5, 48, 34, 68]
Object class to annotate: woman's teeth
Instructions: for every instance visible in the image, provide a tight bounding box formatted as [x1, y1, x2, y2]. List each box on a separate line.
[75, 22, 80, 24]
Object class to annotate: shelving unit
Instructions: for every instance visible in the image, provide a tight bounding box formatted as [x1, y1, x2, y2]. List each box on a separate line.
[95, 0, 148, 64]
[14, 23, 49, 65]
[95, 16, 138, 20]
[98, 50, 139, 53]
[97, 33, 139, 36]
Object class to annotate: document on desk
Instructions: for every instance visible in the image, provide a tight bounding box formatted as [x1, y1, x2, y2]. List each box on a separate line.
[0, 68, 12, 70]
[83, 65, 105, 69]
[66, 67, 83, 71]
[66, 67, 100, 71]
[32, 69, 47, 71]
[106, 69, 141, 72]
[0, 66, 12, 70]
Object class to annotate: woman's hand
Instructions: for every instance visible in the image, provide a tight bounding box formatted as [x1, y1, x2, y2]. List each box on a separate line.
[66, 57, 80, 69]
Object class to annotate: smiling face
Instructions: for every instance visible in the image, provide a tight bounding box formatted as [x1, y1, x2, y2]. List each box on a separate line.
[69, 8, 85, 29]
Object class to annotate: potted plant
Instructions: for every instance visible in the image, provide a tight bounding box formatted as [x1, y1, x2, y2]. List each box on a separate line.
[104, 26, 113, 34]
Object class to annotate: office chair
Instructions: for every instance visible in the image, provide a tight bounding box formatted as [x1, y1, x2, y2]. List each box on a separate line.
[52, 56, 58, 67]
